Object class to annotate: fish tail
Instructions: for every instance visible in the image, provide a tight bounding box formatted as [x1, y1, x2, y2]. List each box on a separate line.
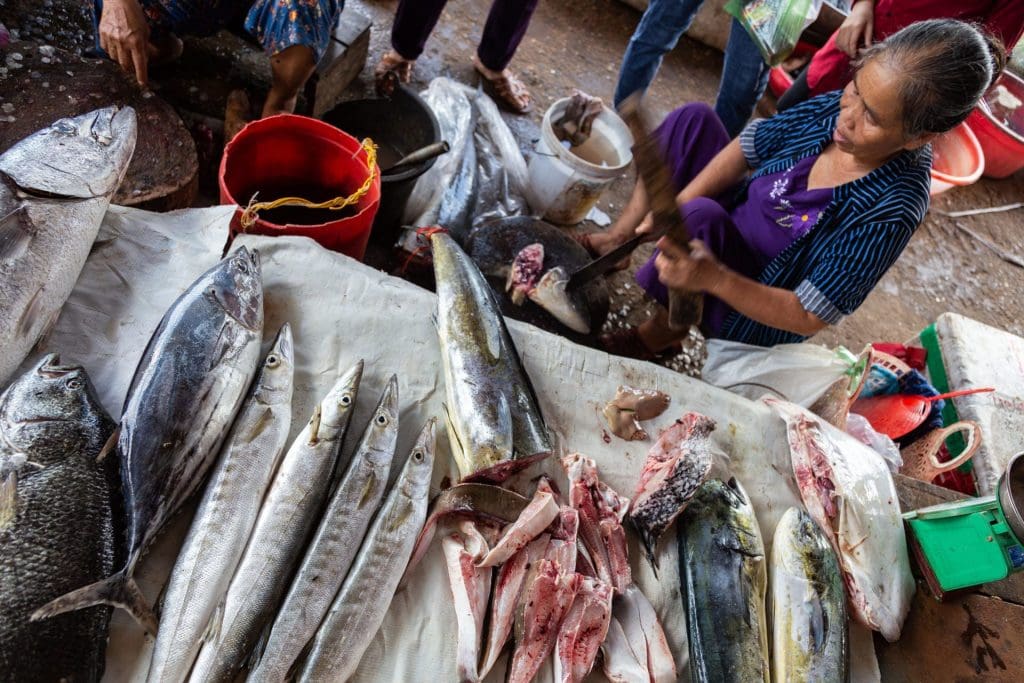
[30, 569, 158, 635]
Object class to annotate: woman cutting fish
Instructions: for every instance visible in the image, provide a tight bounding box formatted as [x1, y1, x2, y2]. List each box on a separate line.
[585, 20, 1004, 359]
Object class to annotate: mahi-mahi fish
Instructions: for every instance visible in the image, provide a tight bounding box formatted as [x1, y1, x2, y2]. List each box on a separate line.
[298, 419, 436, 682]
[678, 478, 769, 683]
[430, 231, 551, 482]
[34, 247, 263, 634]
[0, 107, 137, 388]
[248, 371, 402, 683]
[189, 363, 370, 683]
[771, 507, 849, 683]
[0, 355, 118, 682]
[146, 324, 295, 683]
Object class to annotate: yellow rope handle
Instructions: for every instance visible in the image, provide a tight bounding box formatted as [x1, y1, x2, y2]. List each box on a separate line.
[239, 138, 378, 230]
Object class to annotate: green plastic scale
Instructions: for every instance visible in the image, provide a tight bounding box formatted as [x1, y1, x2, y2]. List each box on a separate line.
[904, 451, 1024, 596]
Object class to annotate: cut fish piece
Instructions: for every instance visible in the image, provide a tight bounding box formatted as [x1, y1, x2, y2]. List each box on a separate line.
[506, 243, 545, 306]
[554, 576, 613, 683]
[507, 560, 582, 683]
[478, 488, 559, 568]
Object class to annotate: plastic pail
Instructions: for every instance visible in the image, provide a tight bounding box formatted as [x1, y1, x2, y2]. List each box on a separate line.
[219, 114, 381, 260]
[929, 122, 984, 196]
[322, 86, 441, 246]
[526, 98, 633, 225]
[967, 71, 1024, 179]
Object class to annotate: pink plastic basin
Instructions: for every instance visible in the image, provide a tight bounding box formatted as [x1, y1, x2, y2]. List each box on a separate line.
[929, 122, 984, 196]
[967, 70, 1024, 179]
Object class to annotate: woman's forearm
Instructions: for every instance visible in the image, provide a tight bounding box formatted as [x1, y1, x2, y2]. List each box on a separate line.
[677, 138, 750, 206]
[709, 268, 827, 336]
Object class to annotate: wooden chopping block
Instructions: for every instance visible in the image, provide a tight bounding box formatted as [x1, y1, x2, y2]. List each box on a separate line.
[0, 41, 198, 211]
[307, 6, 372, 118]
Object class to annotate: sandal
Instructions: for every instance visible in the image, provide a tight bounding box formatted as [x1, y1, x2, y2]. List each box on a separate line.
[599, 327, 682, 362]
[571, 231, 630, 272]
[374, 50, 415, 96]
[473, 55, 532, 114]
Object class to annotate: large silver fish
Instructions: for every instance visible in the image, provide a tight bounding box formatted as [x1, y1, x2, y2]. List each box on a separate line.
[33, 247, 264, 634]
[431, 231, 550, 482]
[298, 419, 436, 682]
[771, 507, 849, 683]
[0, 107, 137, 388]
[188, 363, 368, 683]
[147, 324, 295, 683]
[678, 478, 769, 683]
[248, 372, 401, 683]
[0, 355, 117, 682]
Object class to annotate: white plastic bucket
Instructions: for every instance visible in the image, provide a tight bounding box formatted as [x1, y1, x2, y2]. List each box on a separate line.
[526, 98, 633, 225]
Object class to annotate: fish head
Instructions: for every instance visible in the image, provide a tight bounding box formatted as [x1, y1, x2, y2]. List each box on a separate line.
[319, 359, 364, 436]
[255, 323, 294, 404]
[210, 247, 264, 332]
[0, 354, 114, 468]
[402, 418, 437, 498]
[361, 374, 400, 461]
[0, 106, 137, 199]
[528, 266, 590, 335]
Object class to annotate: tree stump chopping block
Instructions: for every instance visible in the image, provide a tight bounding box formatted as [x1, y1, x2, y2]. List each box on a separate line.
[0, 42, 198, 211]
[307, 7, 372, 118]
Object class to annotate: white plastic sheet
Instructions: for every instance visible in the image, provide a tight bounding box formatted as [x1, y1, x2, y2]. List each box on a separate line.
[25, 205, 880, 682]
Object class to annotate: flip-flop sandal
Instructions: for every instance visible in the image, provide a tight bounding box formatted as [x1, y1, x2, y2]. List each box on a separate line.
[570, 231, 630, 272]
[475, 62, 533, 114]
[375, 51, 415, 96]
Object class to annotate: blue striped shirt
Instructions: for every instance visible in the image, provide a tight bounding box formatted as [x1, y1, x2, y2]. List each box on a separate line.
[726, 91, 932, 346]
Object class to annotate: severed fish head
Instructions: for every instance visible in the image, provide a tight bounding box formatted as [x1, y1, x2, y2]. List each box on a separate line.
[0, 353, 114, 474]
[506, 243, 545, 306]
[0, 106, 137, 200]
[209, 247, 263, 332]
[526, 266, 590, 335]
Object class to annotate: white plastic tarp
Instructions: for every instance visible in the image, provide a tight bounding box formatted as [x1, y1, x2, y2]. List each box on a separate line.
[25, 205, 880, 682]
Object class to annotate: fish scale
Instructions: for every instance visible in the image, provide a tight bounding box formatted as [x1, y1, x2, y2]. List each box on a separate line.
[0, 355, 118, 682]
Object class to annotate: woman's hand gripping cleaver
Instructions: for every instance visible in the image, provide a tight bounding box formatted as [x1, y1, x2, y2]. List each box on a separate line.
[617, 94, 704, 331]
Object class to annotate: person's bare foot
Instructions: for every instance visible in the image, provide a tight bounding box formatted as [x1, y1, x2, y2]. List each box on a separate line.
[472, 55, 532, 114]
[374, 50, 414, 96]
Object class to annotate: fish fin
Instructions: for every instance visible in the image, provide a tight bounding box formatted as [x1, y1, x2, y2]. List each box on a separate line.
[0, 473, 17, 530]
[30, 570, 159, 636]
[358, 471, 378, 509]
[96, 425, 120, 464]
[495, 392, 514, 459]
[631, 517, 660, 577]
[442, 403, 466, 472]
[0, 206, 34, 262]
[308, 403, 323, 445]
[16, 286, 46, 339]
[201, 602, 224, 644]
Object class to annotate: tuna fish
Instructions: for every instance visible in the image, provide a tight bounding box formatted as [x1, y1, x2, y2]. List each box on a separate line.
[766, 398, 915, 642]
[188, 363, 369, 683]
[678, 478, 769, 683]
[146, 324, 295, 683]
[248, 371, 402, 683]
[0, 107, 137, 387]
[629, 412, 716, 571]
[771, 507, 849, 683]
[0, 355, 118, 682]
[298, 420, 436, 682]
[34, 247, 263, 634]
[431, 230, 551, 482]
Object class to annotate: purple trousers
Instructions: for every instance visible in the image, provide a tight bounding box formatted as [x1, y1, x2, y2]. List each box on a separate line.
[635, 103, 765, 336]
[391, 0, 539, 71]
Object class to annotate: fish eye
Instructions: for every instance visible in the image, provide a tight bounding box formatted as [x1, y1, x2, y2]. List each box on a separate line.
[340, 394, 352, 406]
[266, 354, 279, 367]
[237, 260, 249, 274]
[375, 413, 388, 426]
[412, 450, 424, 462]
[66, 378, 82, 390]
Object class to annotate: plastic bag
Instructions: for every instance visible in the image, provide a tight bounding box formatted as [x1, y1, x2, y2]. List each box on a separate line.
[702, 339, 857, 407]
[846, 412, 903, 474]
[725, 0, 825, 65]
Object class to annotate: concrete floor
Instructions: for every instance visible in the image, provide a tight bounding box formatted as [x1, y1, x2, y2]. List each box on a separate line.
[347, 0, 1024, 365]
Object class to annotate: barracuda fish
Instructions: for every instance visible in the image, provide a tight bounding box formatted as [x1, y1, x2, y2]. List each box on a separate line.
[766, 398, 914, 643]
[188, 363, 368, 683]
[298, 420, 436, 682]
[0, 355, 117, 682]
[771, 507, 849, 683]
[430, 230, 551, 482]
[248, 373, 402, 683]
[0, 107, 137, 388]
[678, 478, 769, 683]
[146, 325, 295, 683]
[34, 247, 263, 634]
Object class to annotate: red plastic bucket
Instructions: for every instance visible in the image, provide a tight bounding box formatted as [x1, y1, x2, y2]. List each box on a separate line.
[219, 114, 381, 260]
[966, 70, 1024, 179]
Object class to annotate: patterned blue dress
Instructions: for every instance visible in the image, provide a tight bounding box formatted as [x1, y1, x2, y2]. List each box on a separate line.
[93, 0, 343, 62]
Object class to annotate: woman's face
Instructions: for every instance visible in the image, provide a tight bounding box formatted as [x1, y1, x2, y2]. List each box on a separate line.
[834, 58, 933, 164]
